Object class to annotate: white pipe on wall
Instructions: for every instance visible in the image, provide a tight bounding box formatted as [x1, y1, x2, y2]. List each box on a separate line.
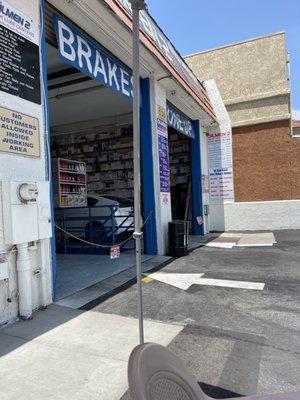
[0, 184, 7, 320]
[0, 183, 6, 258]
[39, 239, 49, 307]
[16, 243, 32, 319]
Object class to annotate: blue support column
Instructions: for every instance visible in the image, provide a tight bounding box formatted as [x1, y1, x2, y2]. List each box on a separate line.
[140, 78, 158, 254]
[191, 120, 204, 235]
[40, 0, 57, 298]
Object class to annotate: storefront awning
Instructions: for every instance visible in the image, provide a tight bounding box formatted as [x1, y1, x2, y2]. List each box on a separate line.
[104, 0, 216, 121]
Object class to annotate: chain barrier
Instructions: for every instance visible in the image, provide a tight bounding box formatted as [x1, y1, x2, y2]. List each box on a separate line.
[55, 210, 153, 249]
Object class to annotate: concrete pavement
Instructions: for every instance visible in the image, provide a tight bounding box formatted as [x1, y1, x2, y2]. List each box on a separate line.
[92, 230, 300, 398]
[0, 305, 182, 400]
[0, 230, 299, 399]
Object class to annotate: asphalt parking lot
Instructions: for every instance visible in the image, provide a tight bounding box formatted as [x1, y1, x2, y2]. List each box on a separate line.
[90, 230, 300, 399]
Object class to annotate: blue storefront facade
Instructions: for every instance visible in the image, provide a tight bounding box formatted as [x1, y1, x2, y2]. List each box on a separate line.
[0, 0, 219, 323]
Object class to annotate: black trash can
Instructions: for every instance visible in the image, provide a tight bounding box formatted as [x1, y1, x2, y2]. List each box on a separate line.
[168, 220, 188, 257]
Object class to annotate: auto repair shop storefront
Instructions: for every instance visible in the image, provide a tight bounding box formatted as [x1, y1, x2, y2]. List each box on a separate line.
[0, 0, 217, 324]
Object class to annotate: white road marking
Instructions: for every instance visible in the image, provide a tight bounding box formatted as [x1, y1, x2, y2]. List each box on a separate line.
[148, 273, 265, 291]
[195, 278, 265, 290]
[148, 273, 205, 290]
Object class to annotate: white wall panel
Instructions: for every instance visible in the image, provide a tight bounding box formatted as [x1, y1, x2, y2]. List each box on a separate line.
[210, 200, 300, 231]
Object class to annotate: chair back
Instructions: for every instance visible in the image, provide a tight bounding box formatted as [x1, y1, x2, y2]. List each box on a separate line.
[128, 343, 300, 400]
[128, 343, 210, 400]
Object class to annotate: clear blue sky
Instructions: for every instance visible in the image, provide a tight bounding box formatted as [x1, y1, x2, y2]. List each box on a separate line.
[146, 0, 300, 119]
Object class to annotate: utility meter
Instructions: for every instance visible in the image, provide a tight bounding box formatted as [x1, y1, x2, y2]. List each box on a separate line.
[18, 183, 39, 203]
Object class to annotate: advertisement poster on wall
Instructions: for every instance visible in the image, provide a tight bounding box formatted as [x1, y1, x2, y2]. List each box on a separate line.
[208, 131, 234, 203]
[0, 0, 41, 104]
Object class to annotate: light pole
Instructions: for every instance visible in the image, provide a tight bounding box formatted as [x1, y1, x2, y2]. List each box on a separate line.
[129, 0, 146, 344]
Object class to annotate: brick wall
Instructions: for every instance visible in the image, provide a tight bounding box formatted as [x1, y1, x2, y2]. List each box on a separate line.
[233, 120, 300, 201]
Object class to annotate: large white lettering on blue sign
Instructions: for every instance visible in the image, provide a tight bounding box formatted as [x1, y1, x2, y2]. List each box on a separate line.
[53, 14, 133, 100]
[167, 103, 195, 139]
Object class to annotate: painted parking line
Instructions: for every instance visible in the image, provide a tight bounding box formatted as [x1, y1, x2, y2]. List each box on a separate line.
[148, 273, 265, 291]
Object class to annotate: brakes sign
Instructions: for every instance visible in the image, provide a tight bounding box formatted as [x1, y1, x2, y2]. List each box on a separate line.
[110, 246, 120, 259]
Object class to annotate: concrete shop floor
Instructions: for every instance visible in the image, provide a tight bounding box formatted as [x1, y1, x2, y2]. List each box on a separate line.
[55, 236, 201, 301]
[55, 251, 154, 300]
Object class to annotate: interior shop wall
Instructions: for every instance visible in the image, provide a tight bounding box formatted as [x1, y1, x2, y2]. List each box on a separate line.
[233, 120, 300, 202]
[0, 0, 52, 325]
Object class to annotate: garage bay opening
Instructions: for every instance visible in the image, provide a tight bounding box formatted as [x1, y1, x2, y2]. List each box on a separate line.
[167, 103, 194, 235]
[45, 10, 151, 301]
[169, 127, 192, 223]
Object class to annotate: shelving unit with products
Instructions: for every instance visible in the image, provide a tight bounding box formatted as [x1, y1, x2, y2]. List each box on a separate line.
[168, 129, 192, 221]
[51, 126, 134, 200]
[168, 130, 191, 186]
[52, 158, 87, 207]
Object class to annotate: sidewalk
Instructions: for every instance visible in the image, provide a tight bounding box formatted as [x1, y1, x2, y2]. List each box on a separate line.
[0, 305, 182, 400]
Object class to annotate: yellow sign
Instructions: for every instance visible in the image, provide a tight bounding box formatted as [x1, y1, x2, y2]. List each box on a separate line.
[0, 107, 40, 157]
[157, 105, 166, 122]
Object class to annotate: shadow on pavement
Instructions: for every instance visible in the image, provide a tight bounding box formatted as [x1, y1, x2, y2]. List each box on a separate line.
[199, 382, 243, 398]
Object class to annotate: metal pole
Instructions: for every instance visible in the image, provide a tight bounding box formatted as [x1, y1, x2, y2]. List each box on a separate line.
[130, 0, 146, 344]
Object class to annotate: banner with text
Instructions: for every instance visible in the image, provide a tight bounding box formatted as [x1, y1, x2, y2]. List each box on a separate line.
[167, 102, 195, 139]
[157, 116, 170, 206]
[158, 118, 170, 192]
[0, 0, 41, 104]
[53, 14, 133, 100]
[208, 131, 234, 203]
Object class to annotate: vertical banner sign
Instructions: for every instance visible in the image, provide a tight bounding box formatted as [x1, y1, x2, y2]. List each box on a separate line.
[0, 0, 41, 104]
[208, 131, 234, 203]
[157, 105, 170, 206]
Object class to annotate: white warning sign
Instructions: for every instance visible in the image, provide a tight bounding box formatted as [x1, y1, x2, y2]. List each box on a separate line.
[0, 106, 40, 157]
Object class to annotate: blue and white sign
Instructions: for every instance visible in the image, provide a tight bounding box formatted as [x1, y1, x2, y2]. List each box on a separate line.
[167, 103, 195, 139]
[157, 119, 170, 193]
[53, 14, 133, 100]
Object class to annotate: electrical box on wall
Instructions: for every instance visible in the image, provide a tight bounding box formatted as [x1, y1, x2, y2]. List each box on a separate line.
[36, 181, 52, 239]
[1, 181, 52, 245]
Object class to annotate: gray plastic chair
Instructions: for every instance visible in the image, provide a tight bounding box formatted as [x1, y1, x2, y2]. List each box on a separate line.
[128, 343, 299, 400]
